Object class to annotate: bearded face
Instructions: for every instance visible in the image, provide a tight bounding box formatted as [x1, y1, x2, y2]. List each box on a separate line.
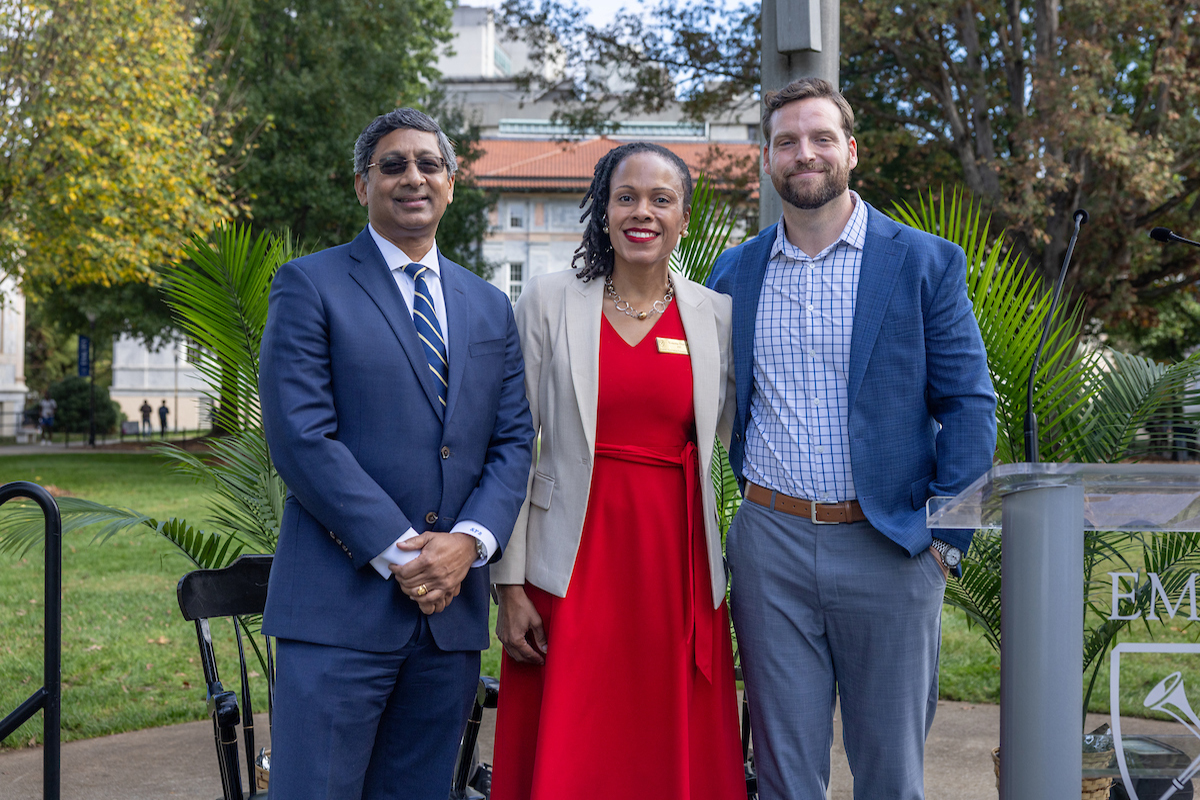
[771, 156, 852, 211]
[763, 97, 858, 213]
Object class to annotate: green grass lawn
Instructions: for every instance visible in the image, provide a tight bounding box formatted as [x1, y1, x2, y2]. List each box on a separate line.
[0, 452, 506, 750]
[3, 451, 1197, 749]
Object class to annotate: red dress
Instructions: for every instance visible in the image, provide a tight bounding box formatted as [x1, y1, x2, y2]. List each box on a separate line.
[490, 301, 746, 800]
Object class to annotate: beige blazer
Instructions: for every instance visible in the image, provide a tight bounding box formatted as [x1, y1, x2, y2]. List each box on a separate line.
[491, 268, 735, 608]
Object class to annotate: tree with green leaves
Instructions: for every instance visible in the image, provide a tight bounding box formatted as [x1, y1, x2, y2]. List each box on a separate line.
[198, 0, 454, 247]
[497, 0, 1200, 348]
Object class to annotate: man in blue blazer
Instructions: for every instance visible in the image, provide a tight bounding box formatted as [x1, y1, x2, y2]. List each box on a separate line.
[708, 79, 996, 799]
[259, 108, 534, 799]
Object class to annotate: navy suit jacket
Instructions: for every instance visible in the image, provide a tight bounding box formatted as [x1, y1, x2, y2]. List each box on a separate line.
[259, 228, 534, 652]
[708, 203, 996, 555]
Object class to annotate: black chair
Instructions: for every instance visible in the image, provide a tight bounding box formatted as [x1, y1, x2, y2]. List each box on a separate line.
[177, 554, 275, 800]
[178, 554, 500, 800]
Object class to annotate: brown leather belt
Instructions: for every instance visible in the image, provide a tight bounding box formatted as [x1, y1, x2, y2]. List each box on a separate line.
[744, 482, 866, 524]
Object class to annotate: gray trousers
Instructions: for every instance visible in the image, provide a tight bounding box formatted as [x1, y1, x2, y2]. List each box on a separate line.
[728, 498, 946, 800]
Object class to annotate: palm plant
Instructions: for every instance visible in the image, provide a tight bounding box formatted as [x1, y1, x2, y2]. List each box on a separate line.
[0, 224, 294, 569]
[893, 188, 1200, 721]
[671, 173, 747, 536]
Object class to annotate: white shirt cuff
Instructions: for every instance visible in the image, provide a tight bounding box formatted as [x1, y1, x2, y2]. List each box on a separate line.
[451, 520, 498, 567]
[369, 528, 421, 579]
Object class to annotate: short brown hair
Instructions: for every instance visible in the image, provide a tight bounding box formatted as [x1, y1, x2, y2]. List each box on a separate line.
[761, 77, 855, 144]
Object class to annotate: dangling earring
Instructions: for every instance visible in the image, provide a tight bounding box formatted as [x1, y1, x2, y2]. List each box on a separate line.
[602, 218, 609, 234]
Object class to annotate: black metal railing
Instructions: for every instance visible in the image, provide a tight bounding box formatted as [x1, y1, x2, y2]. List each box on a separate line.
[0, 481, 62, 799]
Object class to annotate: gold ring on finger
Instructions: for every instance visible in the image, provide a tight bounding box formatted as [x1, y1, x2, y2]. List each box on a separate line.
[416, 584, 429, 597]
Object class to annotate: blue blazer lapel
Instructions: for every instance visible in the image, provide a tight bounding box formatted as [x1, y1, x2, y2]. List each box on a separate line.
[733, 225, 776, 423]
[347, 229, 445, 420]
[439, 253, 469, 424]
[848, 205, 908, 410]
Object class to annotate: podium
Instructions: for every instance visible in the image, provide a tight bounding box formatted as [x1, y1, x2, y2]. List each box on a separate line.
[927, 463, 1200, 800]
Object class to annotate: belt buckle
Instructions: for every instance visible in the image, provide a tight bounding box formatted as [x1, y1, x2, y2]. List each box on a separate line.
[810, 501, 837, 525]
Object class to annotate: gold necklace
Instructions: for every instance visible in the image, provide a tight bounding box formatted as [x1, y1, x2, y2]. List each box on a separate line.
[604, 276, 675, 320]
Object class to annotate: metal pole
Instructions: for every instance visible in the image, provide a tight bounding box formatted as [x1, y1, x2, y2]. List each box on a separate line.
[0, 481, 62, 799]
[759, 0, 840, 230]
[999, 482, 1084, 800]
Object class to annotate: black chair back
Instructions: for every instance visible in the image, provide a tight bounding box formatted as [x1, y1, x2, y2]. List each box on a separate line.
[177, 554, 274, 800]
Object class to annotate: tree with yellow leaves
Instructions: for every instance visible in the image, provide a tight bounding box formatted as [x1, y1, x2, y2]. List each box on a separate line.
[0, 0, 237, 303]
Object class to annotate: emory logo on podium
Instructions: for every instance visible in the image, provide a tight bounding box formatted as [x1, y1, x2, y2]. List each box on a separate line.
[1111, 644, 1200, 800]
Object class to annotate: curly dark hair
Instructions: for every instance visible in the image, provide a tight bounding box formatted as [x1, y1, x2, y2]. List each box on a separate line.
[572, 142, 694, 282]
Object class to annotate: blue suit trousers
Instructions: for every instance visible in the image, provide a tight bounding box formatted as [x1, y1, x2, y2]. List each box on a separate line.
[270, 616, 479, 800]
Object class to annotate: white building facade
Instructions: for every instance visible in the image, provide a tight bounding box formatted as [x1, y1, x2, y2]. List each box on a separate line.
[109, 335, 208, 432]
[0, 278, 28, 437]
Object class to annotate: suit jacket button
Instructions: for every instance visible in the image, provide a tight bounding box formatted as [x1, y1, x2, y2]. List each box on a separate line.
[425, 511, 438, 524]
[441, 446, 450, 459]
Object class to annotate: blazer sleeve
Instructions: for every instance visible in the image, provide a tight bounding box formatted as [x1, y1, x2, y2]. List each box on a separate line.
[712, 291, 736, 451]
[924, 246, 997, 553]
[489, 276, 545, 584]
[259, 261, 410, 568]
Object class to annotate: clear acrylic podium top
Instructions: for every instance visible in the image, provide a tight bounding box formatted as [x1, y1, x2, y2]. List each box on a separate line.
[926, 463, 1200, 532]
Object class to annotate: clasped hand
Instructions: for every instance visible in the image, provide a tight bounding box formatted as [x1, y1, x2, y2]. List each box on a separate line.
[390, 532, 477, 614]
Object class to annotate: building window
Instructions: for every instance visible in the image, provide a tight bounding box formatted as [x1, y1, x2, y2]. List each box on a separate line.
[494, 46, 512, 76]
[508, 263, 524, 302]
[509, 205, 525, 229]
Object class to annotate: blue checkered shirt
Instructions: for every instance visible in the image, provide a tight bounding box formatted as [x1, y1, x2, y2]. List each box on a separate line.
[744, 192, 868, 502]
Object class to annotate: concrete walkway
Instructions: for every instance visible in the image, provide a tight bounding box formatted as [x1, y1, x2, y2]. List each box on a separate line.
[1, 701, 1182, 799]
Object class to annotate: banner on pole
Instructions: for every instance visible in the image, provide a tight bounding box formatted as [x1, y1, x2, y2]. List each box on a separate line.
[77, 335, 90, 377]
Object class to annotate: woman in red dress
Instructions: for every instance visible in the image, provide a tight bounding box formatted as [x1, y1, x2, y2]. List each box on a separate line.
[489, 143, 744, 800]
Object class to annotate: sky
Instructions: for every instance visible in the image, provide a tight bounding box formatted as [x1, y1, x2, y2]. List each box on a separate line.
[474, 0, 641, 27]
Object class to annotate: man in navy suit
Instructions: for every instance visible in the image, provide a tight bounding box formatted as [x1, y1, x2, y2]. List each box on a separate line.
[259, 108, 534, 800]
[708, 79, 996, 799]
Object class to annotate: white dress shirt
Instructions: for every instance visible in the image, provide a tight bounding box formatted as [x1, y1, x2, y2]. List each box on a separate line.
[744, 192, 867, 502]
[365, 224, 498, 578]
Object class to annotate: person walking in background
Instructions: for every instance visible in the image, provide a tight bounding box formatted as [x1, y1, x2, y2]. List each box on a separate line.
[157, 400, 169, 439]
[258, 107, 534, 800]
[139, 399, 153, 438]
[39, 396, 57, 444]
[708, 78, 996, 800]
[489, 142, 744, 800]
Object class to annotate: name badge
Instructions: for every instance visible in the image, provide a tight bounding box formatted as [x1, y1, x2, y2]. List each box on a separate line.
[656, 337, 689, 355]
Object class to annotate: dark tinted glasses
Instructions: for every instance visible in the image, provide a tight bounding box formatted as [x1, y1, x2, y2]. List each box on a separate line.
[367, 156, 448, 176]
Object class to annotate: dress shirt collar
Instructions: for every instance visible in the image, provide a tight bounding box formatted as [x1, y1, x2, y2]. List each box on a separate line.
[367, 224, 442, 280]
[771, 190, 867, 262]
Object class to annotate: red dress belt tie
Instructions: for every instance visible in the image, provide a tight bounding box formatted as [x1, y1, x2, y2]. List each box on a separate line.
[593, 441, 713, 683]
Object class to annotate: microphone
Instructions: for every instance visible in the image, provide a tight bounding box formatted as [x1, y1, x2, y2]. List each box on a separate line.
[1151, 227, 1200, 248]
[1024, 209, 1088, 463]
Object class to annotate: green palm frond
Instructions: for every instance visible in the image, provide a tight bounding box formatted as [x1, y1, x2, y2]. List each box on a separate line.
[710, 440, 741, 540]
[161, 225, 295, 433]
[0, 223, 290, 569]
[665, 173, 746, 531]
[672, 173, 744, 285]
[0, 497, 244, 569]
[943, 532, 1002, 652]
[153, 430, 283, 554]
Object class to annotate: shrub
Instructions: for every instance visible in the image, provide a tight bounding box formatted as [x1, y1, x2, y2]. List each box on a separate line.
[46, 376, 120, 434]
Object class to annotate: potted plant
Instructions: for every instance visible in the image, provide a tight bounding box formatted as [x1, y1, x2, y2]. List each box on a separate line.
[894, 189, 1200, 797]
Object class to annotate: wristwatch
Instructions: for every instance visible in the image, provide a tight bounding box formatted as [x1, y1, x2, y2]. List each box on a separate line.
[475, 537, 489, 563]
[931, 539, 962, 570]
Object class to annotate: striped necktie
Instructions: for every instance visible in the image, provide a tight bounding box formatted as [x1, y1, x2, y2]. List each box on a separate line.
[403, 262, 448, 409]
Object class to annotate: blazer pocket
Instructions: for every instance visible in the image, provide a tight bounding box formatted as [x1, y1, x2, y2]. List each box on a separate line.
[469, 338, 505, 357]
[911, 472, 935, 510]
[530, 471, 555, 510]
